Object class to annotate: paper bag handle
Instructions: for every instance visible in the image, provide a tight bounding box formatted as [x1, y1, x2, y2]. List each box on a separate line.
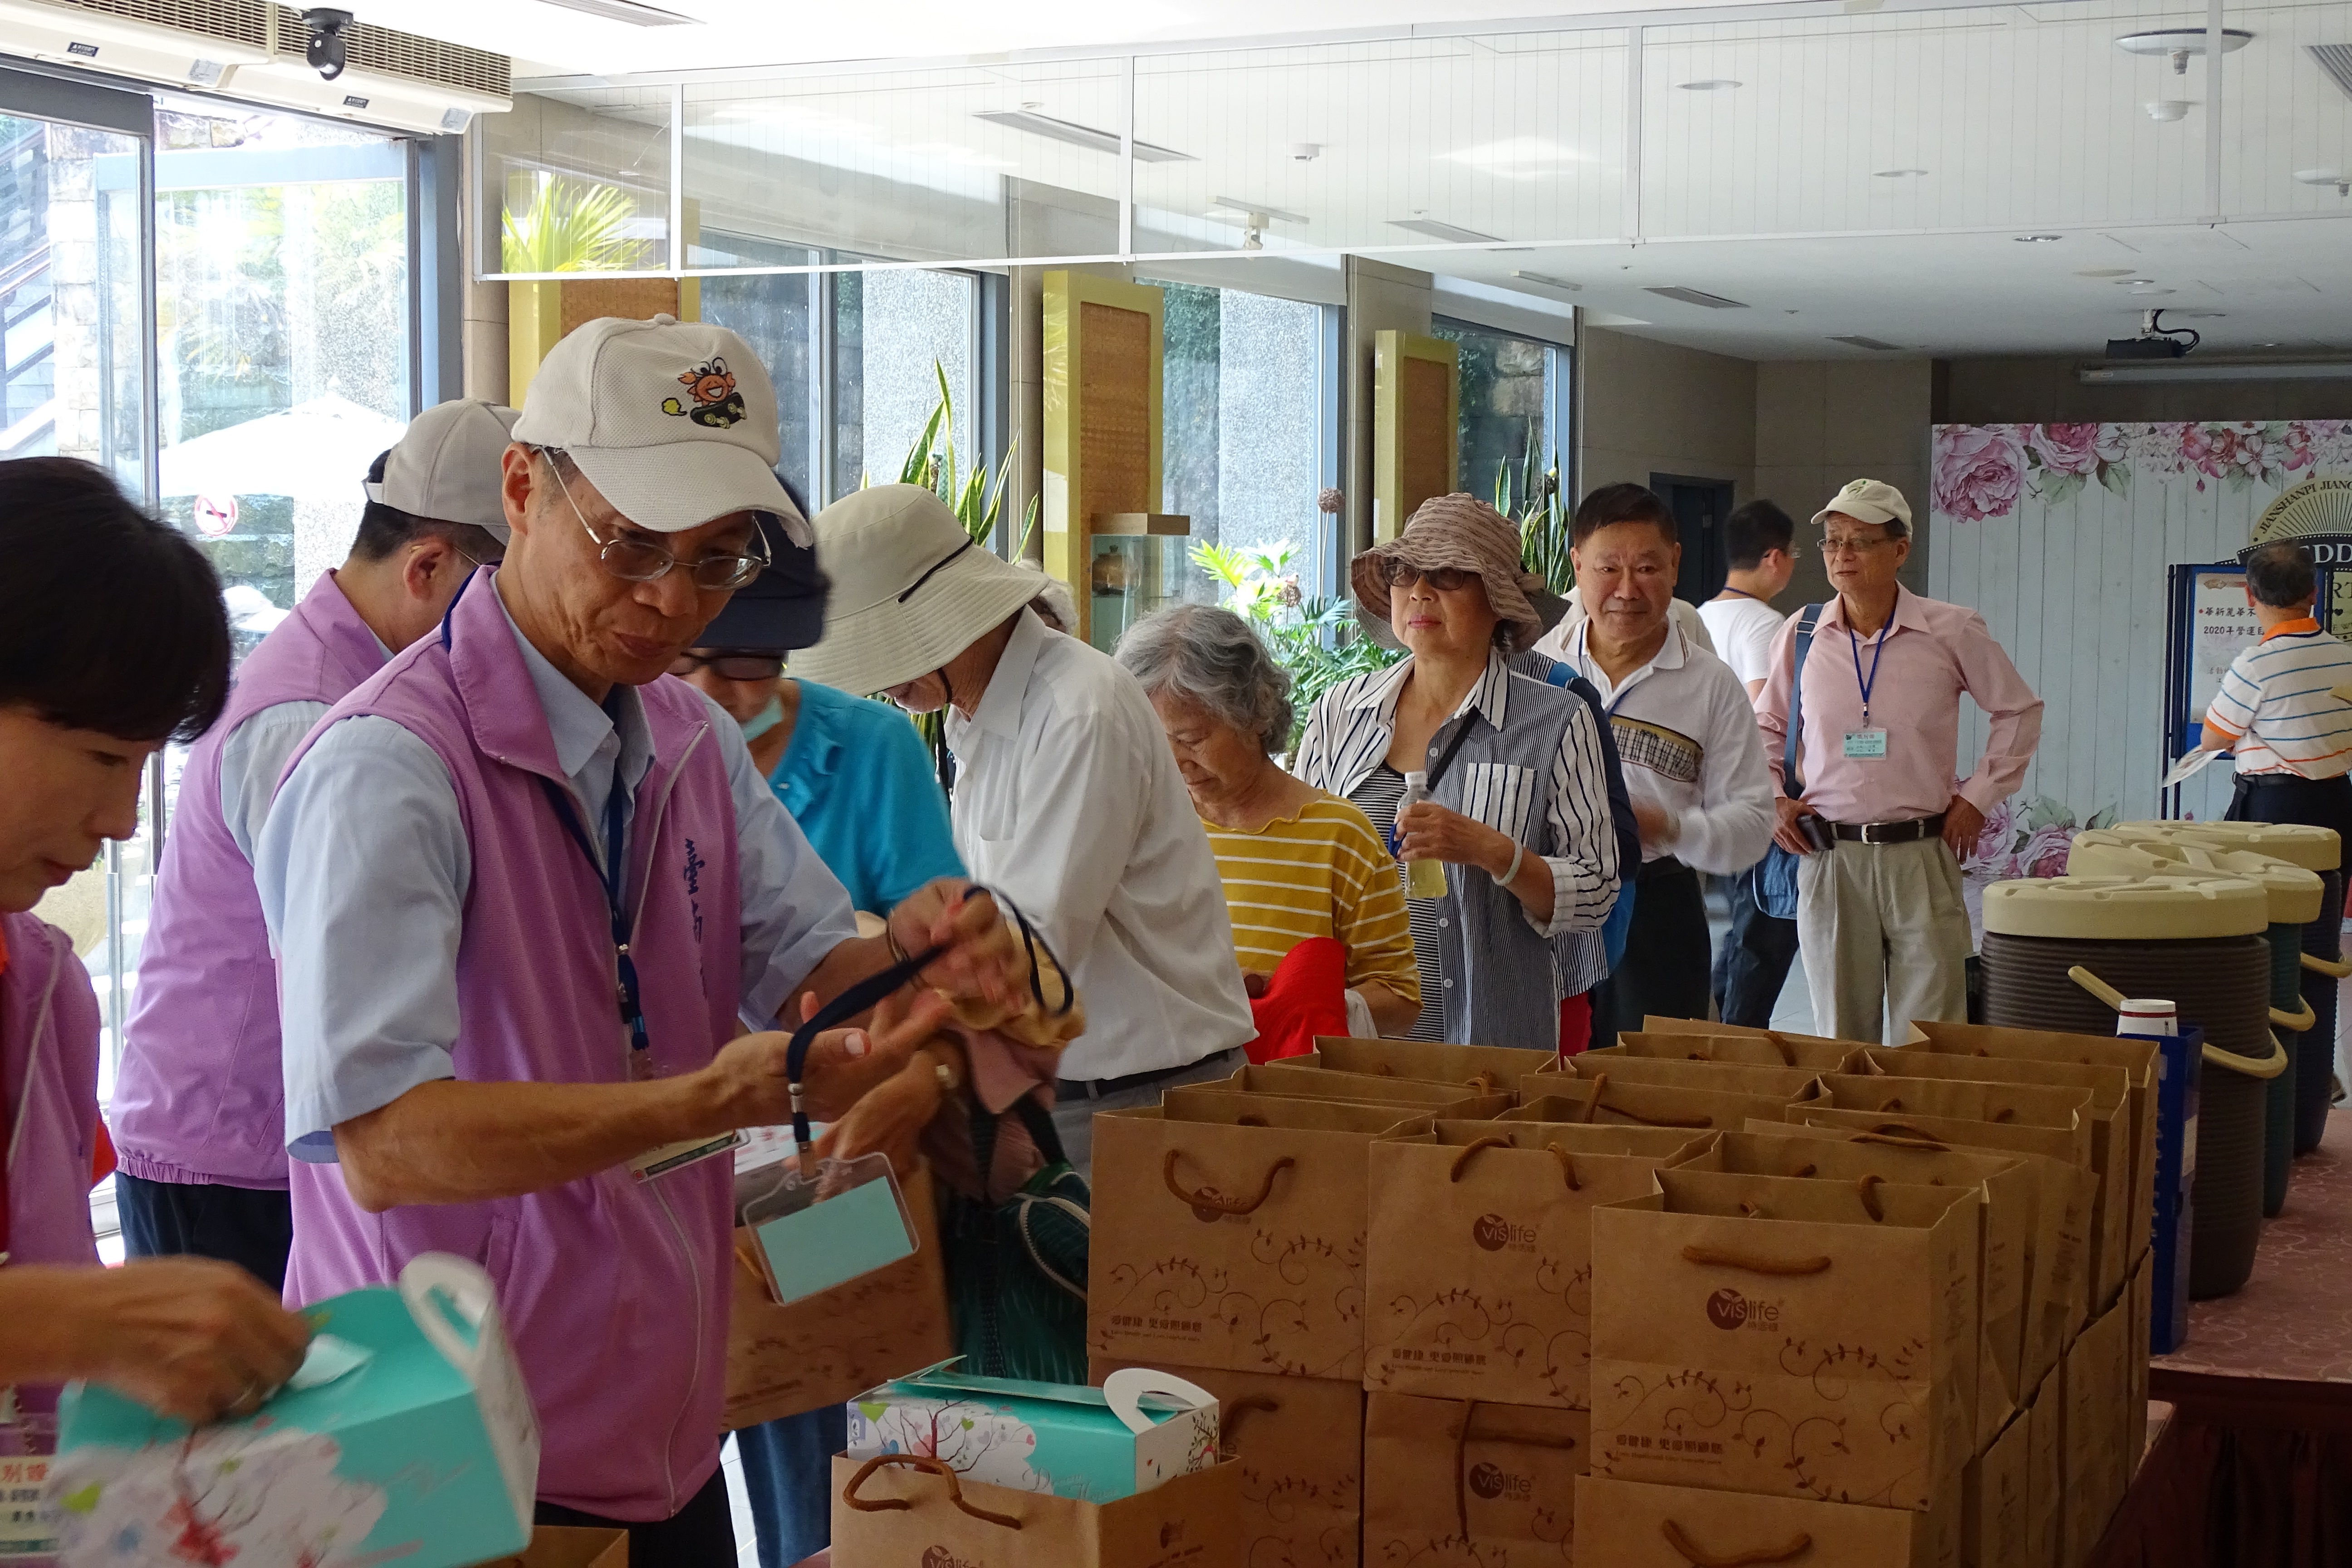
[1545, 1143, 1581, 1191]
[397, 1252, 503, 1379]
[1680, 1245, 1833, 1277]
[841, 1454, 1024, 1529]
[1449, 1137, 1514, 1180]
[1851, 1130, 1950, 1153]
[1102, 1367, 1218, 1436]
[1164, 1150, 1295, 1215]
[1662, 1519, 1814, 1565]
[1221, 1393, 1280, 1449]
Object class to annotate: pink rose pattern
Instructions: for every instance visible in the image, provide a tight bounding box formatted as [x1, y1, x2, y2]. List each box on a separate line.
[1959, 782, 2109, 884]
[1933, 421, 2352, 520]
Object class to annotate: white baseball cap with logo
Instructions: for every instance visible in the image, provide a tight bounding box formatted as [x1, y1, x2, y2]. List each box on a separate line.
[511, 313, 809, 543]
[1812, 477, 1914, 534]
[366, 398, 521, 537]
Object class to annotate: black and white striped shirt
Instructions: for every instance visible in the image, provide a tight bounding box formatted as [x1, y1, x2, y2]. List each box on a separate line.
[1292, 652, 1622, 1048]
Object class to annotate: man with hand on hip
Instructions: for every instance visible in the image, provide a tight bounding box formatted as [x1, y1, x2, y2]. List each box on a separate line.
[792, 485, 1254, 1173]
[256, 318, 1018, 1565]
[113, 400, 515, 1291]
[1755, 479, 2042, 1043]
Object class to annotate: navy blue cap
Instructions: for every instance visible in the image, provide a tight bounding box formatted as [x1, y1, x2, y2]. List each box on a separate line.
[697, 509, 831, 654]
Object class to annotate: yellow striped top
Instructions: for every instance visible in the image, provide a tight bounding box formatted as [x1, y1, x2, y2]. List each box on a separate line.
[1202, 793, 1421, 1005]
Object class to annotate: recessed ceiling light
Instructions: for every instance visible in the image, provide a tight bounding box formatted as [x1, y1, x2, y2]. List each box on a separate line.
[2078, 267, 2136, 278]
[1506, 270, 1583, 297]
[536, 0, 696, 22]
[2015, 234, 2063, 243]
[1832, 335, 1907, 351]
[2256, 341, 2284, 348]
[1646, 285, 1749, 309]
[1209, 195, 1307, 224]
[2144, 100, 2193, 122]
[2117, 277, 2157, 286]
[1874, 168, 1929, 179]
[2130, 285, 2178, 295]
[1677, 79, 1742, 91]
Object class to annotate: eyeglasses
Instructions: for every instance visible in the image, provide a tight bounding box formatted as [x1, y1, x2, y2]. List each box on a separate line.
[1386, 561, 1473, 592]
[539, 448, 772, 590]
[1819, 535, 1895, 558]
[670, 651, 784, 681]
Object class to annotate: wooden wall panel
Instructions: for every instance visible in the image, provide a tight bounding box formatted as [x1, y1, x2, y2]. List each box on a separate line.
[1078, 301, 1152, 519]
[559, 277, 681, 338]
[1400, 357, 1452, 528]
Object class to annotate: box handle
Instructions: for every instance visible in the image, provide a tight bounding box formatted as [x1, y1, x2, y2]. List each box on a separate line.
[841, 1454, 1024, 1529]
[1662, 1519, 1814, 1564]
[398, 1252, 500, 1378]
[1163, 1150, 1294, 1217]
[1679, 1245, 1833, 1277]
[1102, 1367, 1219, 1435]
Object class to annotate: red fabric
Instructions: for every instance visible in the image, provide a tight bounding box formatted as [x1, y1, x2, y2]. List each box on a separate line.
[1558, 990, 1593, 1058]
[91, 1118, 115, 1187]
[1245, 938, 1351, 1064]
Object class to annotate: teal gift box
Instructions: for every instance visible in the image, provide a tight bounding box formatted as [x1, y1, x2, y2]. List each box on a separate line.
[846, 1362, 1219, 1503]
[50, 1254, 538, 1568]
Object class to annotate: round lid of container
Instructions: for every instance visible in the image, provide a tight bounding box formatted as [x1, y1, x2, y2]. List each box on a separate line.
[2066, 829, 2323, 924]
[1982, 873, 2270, 940]
[2112, 819, 2341, 872]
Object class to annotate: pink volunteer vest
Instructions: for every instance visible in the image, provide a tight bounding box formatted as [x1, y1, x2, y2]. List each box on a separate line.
[279, 570, 745, 1522]
[113, 573, 387, 1189]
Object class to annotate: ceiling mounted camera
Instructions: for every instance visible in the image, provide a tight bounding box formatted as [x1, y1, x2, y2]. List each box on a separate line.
[2107, 308, 2201, 360]
[302, 9, 354, 81]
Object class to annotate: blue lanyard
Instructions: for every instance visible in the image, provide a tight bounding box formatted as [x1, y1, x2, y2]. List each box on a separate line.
[1718, 587, 1763, 602]
[1847, 597, 1892, 726]
[540, 774, 651, 1062]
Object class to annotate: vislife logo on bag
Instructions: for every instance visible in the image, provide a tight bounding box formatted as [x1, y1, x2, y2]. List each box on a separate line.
[922, 1548, 983, 1568]
[1467, 1461, 1533, 1501]
[1471, 1213, 1539, 1253]
[1705, 1288, 1784, 1331]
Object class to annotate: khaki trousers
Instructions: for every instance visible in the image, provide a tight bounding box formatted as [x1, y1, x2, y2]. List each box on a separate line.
[1795, 834, 1971, 1044]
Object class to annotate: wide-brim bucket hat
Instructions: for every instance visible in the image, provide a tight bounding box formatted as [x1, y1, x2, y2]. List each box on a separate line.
[790, 484, 1044, 696]
[1349, 492, 1549, 653]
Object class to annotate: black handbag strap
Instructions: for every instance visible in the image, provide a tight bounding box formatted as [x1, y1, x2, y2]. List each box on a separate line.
[1424, 700, 1480, 793]
[1784, 603, 1823, 799]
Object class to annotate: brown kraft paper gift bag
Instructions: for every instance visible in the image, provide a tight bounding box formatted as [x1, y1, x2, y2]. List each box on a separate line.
[1200, 1062, 1513, 1116]
[1301, 1035, 1557, 1094]
[1091, 1357, 1365, 1568]
[1590, 1168, 1980, 1519]
[722, 1159, 952, 1431]
[1363, 1393, 1588, 1565]
[1510, 1073, 1824, 1136]
[1855, 1046, 2134, 1315]
[1691, 1127, 2031, 1450]
[1911, 1021, 2160, 1301]
[2024, 1364, 2063, 1568]
[1598, 1029, 1865, 1072]
[829, 1453, 1242, 1568]
[1792, 1102, 2096, 1396]
[2062, 1289, 2134, 1566]
[1088, 1099, 1431, 1380]
[1363, 1120, 1710, 1408]
[1561, 1054, 1835, 1101]
[1574, 1475, 1953, 1568]
[1966, 1411, 2034, 1568]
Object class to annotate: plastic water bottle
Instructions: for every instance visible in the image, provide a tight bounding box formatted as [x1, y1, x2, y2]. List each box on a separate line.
[1398, 770, 1450, 899]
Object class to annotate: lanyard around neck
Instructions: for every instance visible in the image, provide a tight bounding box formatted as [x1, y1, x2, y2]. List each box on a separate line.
[1718, 586, 1763, 602]
[541, 774, 651, 1063]
[1847, 592, 1895, 726]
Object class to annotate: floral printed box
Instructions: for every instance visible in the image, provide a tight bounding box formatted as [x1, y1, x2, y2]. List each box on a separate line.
[50, 1254, 537, 1568]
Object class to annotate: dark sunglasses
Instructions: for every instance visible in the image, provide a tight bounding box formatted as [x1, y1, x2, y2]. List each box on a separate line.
[670, 651, 784, 681]
[1387, 561, 1472, 592]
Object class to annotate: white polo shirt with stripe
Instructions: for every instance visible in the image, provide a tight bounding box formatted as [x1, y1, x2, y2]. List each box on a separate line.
[2205, 616, 2352, 779]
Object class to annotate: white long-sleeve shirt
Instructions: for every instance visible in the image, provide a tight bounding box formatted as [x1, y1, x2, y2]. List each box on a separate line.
[1559, 622, 1775, 876]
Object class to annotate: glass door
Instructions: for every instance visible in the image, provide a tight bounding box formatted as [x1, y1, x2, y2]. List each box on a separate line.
[6, 70, 156, 1142]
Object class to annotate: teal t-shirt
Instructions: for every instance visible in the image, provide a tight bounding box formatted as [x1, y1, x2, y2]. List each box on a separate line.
[770, 678, 965, 913]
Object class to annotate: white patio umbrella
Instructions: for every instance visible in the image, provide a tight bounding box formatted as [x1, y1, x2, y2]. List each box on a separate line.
[158, 393, 408, 506]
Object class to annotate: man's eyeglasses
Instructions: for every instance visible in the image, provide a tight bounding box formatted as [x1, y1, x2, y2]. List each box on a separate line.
[1386, 561, 1474, 592]
[670, 651, 784, 681]
[1820, 535, 1895, 558]
[539, 448, 772, 590]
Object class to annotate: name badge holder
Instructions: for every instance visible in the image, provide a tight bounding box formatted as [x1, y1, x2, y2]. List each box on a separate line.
[740, 931, 950, 1308]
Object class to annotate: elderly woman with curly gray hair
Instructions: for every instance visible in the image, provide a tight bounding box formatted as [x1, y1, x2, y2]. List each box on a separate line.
[1119, 605, 1422, 1038]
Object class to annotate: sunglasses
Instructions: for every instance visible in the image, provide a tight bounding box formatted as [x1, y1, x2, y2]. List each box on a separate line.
[1386, 562, 1473, 592]
[670, 652, 785, 681]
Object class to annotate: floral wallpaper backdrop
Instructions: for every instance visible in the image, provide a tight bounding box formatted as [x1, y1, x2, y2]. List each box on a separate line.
[1927, 421, 2352, 854]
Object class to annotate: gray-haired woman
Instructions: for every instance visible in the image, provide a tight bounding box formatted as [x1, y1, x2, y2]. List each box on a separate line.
[1119, 605, 1421, 1037]
[1291, 494, 1623, 1051]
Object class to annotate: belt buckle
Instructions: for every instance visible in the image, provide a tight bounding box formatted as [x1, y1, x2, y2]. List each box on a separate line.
[1860, 821, 1891, 845]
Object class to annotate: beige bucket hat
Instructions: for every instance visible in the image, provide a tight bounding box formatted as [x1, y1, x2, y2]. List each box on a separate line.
[789, 484, 1044, 697]
[1350, 492, 1548, 653]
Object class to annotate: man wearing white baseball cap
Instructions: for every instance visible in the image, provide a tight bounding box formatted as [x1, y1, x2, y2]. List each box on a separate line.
[255, 318, 1019, 1561]
[113, 397, 516, 1293]
[1755, 478, 2042, 1041]
[793, 484, 1255, 1172]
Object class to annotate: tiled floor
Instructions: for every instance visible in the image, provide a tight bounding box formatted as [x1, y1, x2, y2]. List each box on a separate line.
[721, 1436, 757, 1564]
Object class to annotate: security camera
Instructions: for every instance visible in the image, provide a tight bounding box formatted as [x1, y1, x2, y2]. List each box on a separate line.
[302, 9, 353, 81]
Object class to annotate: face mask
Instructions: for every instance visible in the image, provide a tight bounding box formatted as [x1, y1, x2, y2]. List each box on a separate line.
[739, 692, 785, 742]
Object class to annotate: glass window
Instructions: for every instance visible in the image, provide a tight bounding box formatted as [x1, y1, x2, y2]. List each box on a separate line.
[150, 101, 410, 666]
[1433, 316, 1568, 512]
[481, 86, 671, 274]
[831, 267, 976, 501]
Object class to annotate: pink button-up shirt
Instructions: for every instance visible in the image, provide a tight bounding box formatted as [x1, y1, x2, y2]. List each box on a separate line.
[1755, 587, 2043, 826]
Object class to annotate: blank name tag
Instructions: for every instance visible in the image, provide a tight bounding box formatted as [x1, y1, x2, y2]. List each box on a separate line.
[1842, 727, 1890, 761]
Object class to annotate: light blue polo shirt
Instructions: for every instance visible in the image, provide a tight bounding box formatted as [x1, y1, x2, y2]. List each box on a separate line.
[772, 678, 965, 913]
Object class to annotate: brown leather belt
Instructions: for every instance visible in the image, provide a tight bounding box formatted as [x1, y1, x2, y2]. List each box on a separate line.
[1830, 813, 1947, 845]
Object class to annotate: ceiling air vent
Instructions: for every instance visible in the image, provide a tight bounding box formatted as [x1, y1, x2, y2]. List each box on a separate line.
[1390, 217, 1502, 244]
[1831, 335, 1906, 351]
[973, 109, 1192, 162]
[1646, 286, 1748, 309]
[2311, 44, 2352, 101]
[41, 0, 271, 51]
[536, 0, 695, 22]
[270, 5, 509, 98]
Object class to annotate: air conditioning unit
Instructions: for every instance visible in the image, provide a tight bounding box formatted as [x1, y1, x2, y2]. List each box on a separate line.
[0, 1, 509, 136]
